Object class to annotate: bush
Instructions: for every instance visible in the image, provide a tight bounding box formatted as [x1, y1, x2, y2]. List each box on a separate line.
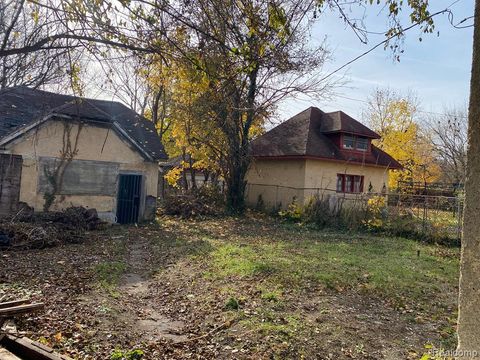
[161, 185, 224, 218]
[278, 199, 303, 222]
[363, 195, 388, 231]
[303, 195, 334, 227]
[274, 193, 461, 246]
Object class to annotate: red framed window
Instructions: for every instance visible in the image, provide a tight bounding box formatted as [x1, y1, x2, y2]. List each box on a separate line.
[336, 174, 364, 193]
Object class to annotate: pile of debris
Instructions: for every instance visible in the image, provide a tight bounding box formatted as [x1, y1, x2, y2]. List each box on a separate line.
[0, 206, 105, 249]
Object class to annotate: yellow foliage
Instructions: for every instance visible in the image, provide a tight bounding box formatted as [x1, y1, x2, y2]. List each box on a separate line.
[164, 166, 183, 187]
[364, 195, 387, 230]
[370, 99, 440, 188]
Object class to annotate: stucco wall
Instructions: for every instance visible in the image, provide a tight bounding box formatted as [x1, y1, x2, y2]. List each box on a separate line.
[246, 158, 307, 209]
[304, 159, 389, 200]
[4, 120, 158, 220]
[246, 158, 390, 209]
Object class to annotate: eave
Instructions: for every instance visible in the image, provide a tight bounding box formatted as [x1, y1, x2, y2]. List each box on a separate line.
[252, 154, 402, 170]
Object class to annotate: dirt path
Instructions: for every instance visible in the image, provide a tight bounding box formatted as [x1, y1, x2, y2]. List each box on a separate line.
[119, 236, 188, 343]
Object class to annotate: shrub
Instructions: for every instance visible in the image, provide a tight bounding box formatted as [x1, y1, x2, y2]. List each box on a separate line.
[225, 297, 240, 310]
[303, 195, 334, 227]
[363, 195, 387, 231]
[278, 200, 303, 222]
[110, 349, 144, 360]
[161, 185, 224, 218]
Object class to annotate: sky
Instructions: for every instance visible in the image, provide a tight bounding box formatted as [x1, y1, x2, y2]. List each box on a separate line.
[277, 0, 475, 124]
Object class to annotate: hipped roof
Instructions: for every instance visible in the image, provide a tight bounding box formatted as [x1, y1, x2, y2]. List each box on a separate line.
[251, 107, 401, 169]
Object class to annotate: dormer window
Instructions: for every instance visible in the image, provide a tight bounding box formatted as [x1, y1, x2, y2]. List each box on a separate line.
[342, 135, 369, 152]
[356, 137, 368, 151]
[343, 135, 354, 149]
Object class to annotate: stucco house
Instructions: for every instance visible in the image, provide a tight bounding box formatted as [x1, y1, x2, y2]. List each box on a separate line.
[158, 154, 225, 197]
[0, 87, 167, 223]
[246, 107, 401, 209]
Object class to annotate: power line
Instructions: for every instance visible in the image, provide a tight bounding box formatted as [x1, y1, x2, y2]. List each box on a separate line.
[319, 2, 473, 83]
[334, 94, 468, 119]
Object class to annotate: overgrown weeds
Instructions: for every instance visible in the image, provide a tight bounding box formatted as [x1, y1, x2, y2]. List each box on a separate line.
[278, 194, 461, 247]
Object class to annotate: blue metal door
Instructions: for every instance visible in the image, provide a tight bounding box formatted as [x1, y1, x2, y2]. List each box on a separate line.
[116, 174, 142, 224]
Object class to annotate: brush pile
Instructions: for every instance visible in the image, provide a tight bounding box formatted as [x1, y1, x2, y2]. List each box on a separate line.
[0, 206, 105, 249]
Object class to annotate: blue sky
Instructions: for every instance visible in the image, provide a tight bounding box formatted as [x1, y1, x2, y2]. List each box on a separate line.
[278, 0, 475, 124]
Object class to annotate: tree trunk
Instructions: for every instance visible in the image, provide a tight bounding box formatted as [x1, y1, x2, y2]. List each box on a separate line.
[189, 156, 197, 190]
[225, 160, 248, 213]
[457, 0, 480, 354]
[225, 138, 249, 214]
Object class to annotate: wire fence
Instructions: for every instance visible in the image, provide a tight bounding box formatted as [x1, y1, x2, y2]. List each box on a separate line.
[246, 183, 463, 243]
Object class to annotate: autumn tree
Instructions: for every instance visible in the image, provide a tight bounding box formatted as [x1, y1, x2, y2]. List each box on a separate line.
[164, 59, 226, 189]
[3, 0, 456, 213]
[364, 88, 440, 189]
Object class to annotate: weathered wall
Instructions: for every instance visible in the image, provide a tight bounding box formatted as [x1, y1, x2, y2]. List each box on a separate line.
[245, 158, 390, 210]
[246, 158, 306, 209]
[4, 120, 158, 220]
[0, 154, 22, 216]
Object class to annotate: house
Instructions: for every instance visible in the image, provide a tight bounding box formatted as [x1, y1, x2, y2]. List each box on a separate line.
[246, 107, 401, 209]
[0, 87, 167, 223]
[158, 154, 224, 197]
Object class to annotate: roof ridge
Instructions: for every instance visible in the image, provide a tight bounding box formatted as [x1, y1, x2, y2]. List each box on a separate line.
[304, 107, 315, 153]
[305, 107, 323, 153]
[6, 86, 127, 108]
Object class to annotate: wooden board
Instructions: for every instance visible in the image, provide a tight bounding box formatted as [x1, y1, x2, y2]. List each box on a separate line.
[0, 335, 72, 360]
[38, 157, 119, 196]
[0, 301, 30, 310]
[0, 346, 22, 360]
[0, 303, 44, 318]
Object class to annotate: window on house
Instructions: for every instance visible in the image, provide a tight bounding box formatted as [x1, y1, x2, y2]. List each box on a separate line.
[336, 174, 343, 192]
[336, 174, 364, 193]
[346, 175, 353, 193]
[343, 135, 354, 149]
[342, 135, 369, 151]
[356, 137, 368, 151]
[353, 176, 363, 192]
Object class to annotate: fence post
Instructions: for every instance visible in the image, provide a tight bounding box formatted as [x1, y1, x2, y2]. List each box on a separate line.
[275, 185, 278, 209]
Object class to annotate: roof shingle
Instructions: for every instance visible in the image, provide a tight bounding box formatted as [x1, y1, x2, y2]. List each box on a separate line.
[251, 107, 401, 169]
[0, 87, 167, 161]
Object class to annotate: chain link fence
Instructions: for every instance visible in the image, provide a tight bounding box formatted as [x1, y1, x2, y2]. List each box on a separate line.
[246, 183, 463, 243]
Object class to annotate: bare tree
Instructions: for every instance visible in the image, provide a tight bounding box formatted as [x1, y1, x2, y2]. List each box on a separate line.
[102, 57, 151, 116]
[95, 54, 172, 142]
[0, 0, 76, 89]
[425, 106, 468, 185]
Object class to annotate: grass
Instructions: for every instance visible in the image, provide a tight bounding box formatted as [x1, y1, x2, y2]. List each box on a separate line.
[94, 261, 127, 296]
[1, 214, 460, 358]
[205, 227, 458, 307]
[81, 215, 460, 357]
[152, 215, 459, 356]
